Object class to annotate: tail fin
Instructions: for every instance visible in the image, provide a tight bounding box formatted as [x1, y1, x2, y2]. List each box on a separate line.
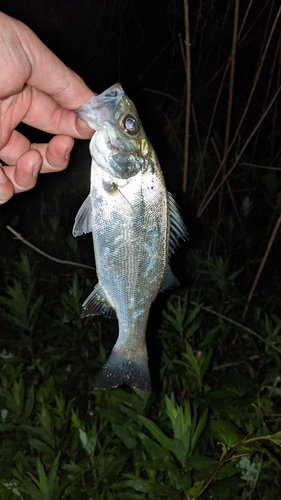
[93, 348, 151, 392]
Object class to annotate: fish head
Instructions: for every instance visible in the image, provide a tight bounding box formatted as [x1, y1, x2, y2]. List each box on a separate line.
[76, 83, 149, 179]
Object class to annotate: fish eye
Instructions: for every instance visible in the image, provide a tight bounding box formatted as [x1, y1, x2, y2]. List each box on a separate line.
[121, 114, 139, 136]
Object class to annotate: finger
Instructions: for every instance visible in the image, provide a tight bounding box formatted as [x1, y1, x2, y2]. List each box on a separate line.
[31, 135, 74, 173]
[5, 14, 94, 109]
[0, 131, 74, 176]
[2, 149, 42, 194]
[0, 164, 14, 204]
[22, 87, 93, 138]
[0, 14, 32, 98]
[0, 130, 30, 165]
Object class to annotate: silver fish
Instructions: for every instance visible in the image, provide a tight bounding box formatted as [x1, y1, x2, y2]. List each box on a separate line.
[73, 83, 186, 392]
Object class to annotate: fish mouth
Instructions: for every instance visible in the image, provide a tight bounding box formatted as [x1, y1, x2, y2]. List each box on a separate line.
[76, 83, 124, 131]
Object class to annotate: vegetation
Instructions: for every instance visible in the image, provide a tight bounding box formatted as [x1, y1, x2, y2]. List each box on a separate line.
[1, 1, 281, 498]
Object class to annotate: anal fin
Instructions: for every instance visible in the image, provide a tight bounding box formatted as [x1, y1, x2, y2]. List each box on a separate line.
[81, 283, 116, 319]
[159, 264, 180, 293]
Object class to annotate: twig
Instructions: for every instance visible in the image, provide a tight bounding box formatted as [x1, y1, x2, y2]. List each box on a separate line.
[238, 162, 281, 171]
[142, 88, 181, 106]
[182, 0, 191, 194]
[191, 62, 229, 199]
[242, 213, 281, 320]
[197, 85, 281, 217]
[211, 137, 242, 225]
[268, 376, 281, 398]
[6, 225, 95, 271]
[217, 0, 239, 227]
[212, 355, 259, 371]
[189, 301, 281, 354]
[197, 6, 281, 217]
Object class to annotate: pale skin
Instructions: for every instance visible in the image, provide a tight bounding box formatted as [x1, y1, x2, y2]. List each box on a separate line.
[0, 11, 95, 204]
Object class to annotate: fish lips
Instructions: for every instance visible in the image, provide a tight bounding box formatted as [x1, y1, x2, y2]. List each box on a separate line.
[76, 83, 125, 131]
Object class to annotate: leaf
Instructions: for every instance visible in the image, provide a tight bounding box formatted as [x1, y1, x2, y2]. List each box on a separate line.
[214, 459, 241, 481]
[189, 482, 204, 499]
[24, 386, 35, 419]
[268, 431, 281, 446]
[209, 419, 244, 447]
[125, 477, 175, 496]
[138, 432, 172, 462]
[138, 415, 174, 452]
[48, 452, 61, 498]
[112, 423, 137, 449]
[28, 439, 54, 456]
[19, 425, 55, 448]
[36, 460, 48, 497]
[191, 409, 208, 452]
[185, 302, 203, 326]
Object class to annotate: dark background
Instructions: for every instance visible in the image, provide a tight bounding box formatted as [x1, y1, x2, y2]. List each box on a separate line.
[0, 0, 281, 288]
[0, 0, 189, 243]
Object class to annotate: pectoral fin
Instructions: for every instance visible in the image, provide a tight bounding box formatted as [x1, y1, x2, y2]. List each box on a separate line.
[73, 195, 92, 236]
[109, 184, 135, 217]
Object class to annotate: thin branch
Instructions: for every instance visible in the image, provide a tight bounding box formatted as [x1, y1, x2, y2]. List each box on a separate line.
[217, 0, 239, 227]
[238, 162, 281, 171]
[197, 85, 281, 217]
[225, 0, 239, 158]
[6, 225, 95, 271]
[182, 0, 191, 194]
[142, 88, 182, 106]
[197, 6, 281, 217]
[189, 301, 281, 354]
[191, 62, 229, 199]
[211, 137, 242, 225]
[242, 213, 281, 320]
[212, 355, 259, 372]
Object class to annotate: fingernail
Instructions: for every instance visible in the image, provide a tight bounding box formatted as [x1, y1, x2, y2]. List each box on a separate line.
[0, 165, 7, 183]
[32, 162, 41, 177]
[64, 150, 71, 160]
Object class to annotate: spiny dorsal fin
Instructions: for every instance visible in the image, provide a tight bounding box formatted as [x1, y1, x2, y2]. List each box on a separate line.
[168, 192, 188, 259]
[81, 283, 116, 319]
[73, 195, 92, 236]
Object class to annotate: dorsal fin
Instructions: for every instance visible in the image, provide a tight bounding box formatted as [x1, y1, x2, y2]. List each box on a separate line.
[168, 192, 188, 259]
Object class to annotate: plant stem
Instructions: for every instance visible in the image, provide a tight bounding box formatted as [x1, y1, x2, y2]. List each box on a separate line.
[242, 213, 281, 320]
[182, 0, 191, 194]
[197, 85, 281, 217]
[197, 6, 281, 217]
[6, 225, 95, 271]
[189, 301, 281, 354]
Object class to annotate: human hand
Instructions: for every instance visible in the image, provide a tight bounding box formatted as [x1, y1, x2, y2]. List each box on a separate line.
[0, 12, 94, 204]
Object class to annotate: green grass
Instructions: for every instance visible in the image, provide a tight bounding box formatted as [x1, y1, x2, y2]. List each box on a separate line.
[0, 213, 280, 499]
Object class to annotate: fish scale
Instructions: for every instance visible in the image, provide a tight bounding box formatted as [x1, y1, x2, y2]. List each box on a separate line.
[73, 83, 187, 392]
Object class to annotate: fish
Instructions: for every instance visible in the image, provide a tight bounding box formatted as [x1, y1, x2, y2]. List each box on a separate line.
[73, 83, 187, 392]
